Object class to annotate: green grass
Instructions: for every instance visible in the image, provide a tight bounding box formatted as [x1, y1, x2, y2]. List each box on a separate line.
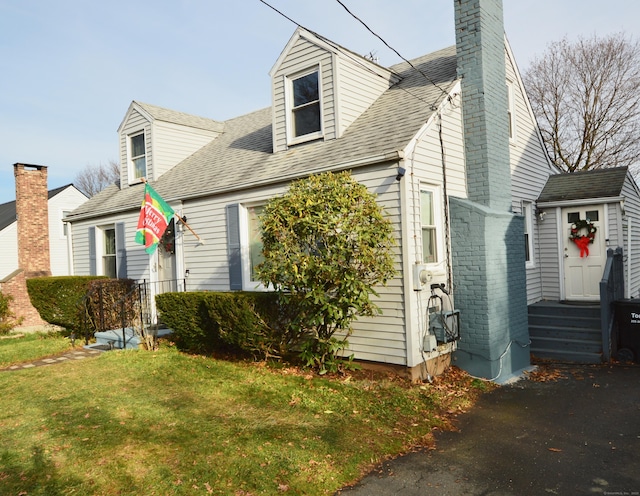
[0, 341, 488, 495]
[0, 331, 74, 368]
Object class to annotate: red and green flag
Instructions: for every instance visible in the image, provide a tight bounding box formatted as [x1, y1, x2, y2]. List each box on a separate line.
[135, 183, 175, 254]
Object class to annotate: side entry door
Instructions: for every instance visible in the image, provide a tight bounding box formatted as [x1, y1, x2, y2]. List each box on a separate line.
[562, 205, 605, 301]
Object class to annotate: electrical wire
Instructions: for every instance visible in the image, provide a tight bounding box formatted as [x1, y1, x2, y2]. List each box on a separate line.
[333, 0, 451, 100]
[257, 0, 448, 110]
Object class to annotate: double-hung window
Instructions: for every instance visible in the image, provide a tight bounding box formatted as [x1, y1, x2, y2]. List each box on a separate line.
[247, 205, 265, 283]
[421, 187, 438, 264]
[523, 201, 534, 267]
[130, 132, 147, 180]
[289, 68, 322, 142]
[507, 80, 516, 142]
[103, 227, 117, 278]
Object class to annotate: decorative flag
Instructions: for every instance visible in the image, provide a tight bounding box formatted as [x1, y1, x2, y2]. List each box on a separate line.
[135, 183, 175, 254]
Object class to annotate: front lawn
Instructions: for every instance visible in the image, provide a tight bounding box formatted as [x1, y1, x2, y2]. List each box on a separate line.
[0, 342, 489, 495]
[0, 331, 74, 368]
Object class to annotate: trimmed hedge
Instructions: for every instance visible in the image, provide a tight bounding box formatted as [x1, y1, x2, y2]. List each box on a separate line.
[156, 292, 298, 359]
[26, 276, 107, 332]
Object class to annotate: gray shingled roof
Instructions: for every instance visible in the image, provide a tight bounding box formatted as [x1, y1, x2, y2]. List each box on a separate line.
[135, 101, 225, 133]
[69, 45, 458, 221]
[0, 184, 77, 231]
[538, 167, 629, 203]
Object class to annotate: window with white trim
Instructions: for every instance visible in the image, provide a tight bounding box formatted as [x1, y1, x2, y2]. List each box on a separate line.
[507, 80, 516, 142]
[237, 203, 267, 290]
[420, 186, 439, 264]
[523, 201, 534, 266]
[102, 226, 117, 278]
[288, 68, 322, 143]
[129, 132, 147, 180]
[247, 205, 265, 282]
[62, 210, 71, 237]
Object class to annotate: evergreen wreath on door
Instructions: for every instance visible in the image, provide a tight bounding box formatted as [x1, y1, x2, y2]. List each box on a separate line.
[569, 219, 597, 258]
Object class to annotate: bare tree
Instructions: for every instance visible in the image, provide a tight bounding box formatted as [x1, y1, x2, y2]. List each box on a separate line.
[74, 160, 120, 197]
[523, 33, 640, 173]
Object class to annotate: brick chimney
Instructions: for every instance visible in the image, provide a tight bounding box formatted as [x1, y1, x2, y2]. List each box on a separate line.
[1, 163, 52, 329]
[448, 0, 530, 382]
[14, 163, 52, 277]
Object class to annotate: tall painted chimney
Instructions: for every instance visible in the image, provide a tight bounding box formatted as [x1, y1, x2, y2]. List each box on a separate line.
[449, 0, 530, 382]
[14, 163, 52, 277]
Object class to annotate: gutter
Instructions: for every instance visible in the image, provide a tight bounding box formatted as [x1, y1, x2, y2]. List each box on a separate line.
[537, 196, 624, 209]
[67, 150, 405, 222]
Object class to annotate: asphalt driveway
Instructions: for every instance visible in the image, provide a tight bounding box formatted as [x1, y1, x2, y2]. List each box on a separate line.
[338, 363, 640, 495]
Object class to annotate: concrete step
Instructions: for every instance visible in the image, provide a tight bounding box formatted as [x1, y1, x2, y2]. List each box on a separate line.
[530, 335, 602, 354]
[531, 347, 602, 364]
[94, 327, 173, 350]
[529, 324, 600, 341]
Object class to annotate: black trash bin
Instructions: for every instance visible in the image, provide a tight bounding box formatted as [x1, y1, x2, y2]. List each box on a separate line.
[613, 300, 640, 363]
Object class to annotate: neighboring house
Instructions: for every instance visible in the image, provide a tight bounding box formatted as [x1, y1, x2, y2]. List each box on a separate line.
[66, 0, 555, 381]
[0, 164, 88, 327]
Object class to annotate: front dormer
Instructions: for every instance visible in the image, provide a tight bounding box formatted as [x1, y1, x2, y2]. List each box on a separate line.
[270, 28, 401, 153]
[117, 101, 224, 187]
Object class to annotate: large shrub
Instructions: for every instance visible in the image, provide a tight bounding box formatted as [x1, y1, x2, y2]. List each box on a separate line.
[256, 171, 397, 373]
[27, 276, 106, 332]
[156, 292, 297, 359]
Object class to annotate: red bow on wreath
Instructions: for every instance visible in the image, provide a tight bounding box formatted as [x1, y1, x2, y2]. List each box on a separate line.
[572, 236, 591, 257]
[569, 219, 597, 258]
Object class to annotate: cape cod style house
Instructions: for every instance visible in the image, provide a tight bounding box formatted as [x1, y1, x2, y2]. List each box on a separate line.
[66, 0, 560, 381]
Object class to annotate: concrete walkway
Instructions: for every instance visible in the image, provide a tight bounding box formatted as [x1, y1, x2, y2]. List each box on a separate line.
[1, 347, 104, 371]
[338, 363, 640, 495]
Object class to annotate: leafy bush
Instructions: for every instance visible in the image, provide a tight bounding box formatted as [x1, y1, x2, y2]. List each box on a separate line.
[155, 292, 215, 353]
[257, 171, 397, 373]
[156, 292, 297, 359]
[0, 291, 20, 335]
[26, 276, 106, 332]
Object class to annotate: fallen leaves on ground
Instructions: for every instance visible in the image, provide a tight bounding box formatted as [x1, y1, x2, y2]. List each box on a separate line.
[525, 365, 567, 382]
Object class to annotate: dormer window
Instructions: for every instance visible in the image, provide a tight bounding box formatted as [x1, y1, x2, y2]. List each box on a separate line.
[130, 132, 147, 180]
[288, 68, 322, 143]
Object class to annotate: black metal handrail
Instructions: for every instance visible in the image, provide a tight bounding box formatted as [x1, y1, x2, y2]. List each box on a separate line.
[599, 247, 624, 361]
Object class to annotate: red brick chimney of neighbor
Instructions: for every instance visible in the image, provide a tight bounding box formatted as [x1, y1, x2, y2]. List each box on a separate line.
[2, 163, 52, 328]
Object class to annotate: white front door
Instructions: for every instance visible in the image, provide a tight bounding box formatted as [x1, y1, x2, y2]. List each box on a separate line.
[157, 218, 177, 293]
[562, 205, 606, 301]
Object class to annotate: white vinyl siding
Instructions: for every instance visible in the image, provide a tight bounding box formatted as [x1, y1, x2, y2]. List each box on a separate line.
[166, 165, 407, 365]
[118, 105, 221, 186]
[504, 45, 555, 304]
[0, 222, 18, 280]
[48, 187, 87, 276]
[620, 177, 640, 298]
[335, 55, 397, 137]
[270, 29, 398, 153]
[401, 98, 466, 367]
[538, 208, 561, 301]
[151, 120, 221, 178]
[120, 109, 152, 187]
[71, 213, 150, 282]
[272, 37, 334, 152]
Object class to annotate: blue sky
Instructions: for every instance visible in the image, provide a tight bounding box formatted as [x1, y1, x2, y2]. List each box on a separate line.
[1, 0, 638, 205]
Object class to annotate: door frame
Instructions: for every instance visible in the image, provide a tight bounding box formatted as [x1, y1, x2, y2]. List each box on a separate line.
[559, 203, 608, 302]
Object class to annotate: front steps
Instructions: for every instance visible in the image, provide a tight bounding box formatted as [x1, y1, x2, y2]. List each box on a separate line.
[86, 327, 172, 350]
[528, 301, 602, 363]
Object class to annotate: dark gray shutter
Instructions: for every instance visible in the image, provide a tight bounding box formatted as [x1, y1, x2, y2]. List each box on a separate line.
[226, 204, 242, 290]
[116, 222, 127, 279]
[88, 227, 97, 276]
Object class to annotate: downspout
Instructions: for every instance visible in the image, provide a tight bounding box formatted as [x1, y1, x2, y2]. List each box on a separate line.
[66, 220, 74, 275]
[627, 216, 631, 298]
